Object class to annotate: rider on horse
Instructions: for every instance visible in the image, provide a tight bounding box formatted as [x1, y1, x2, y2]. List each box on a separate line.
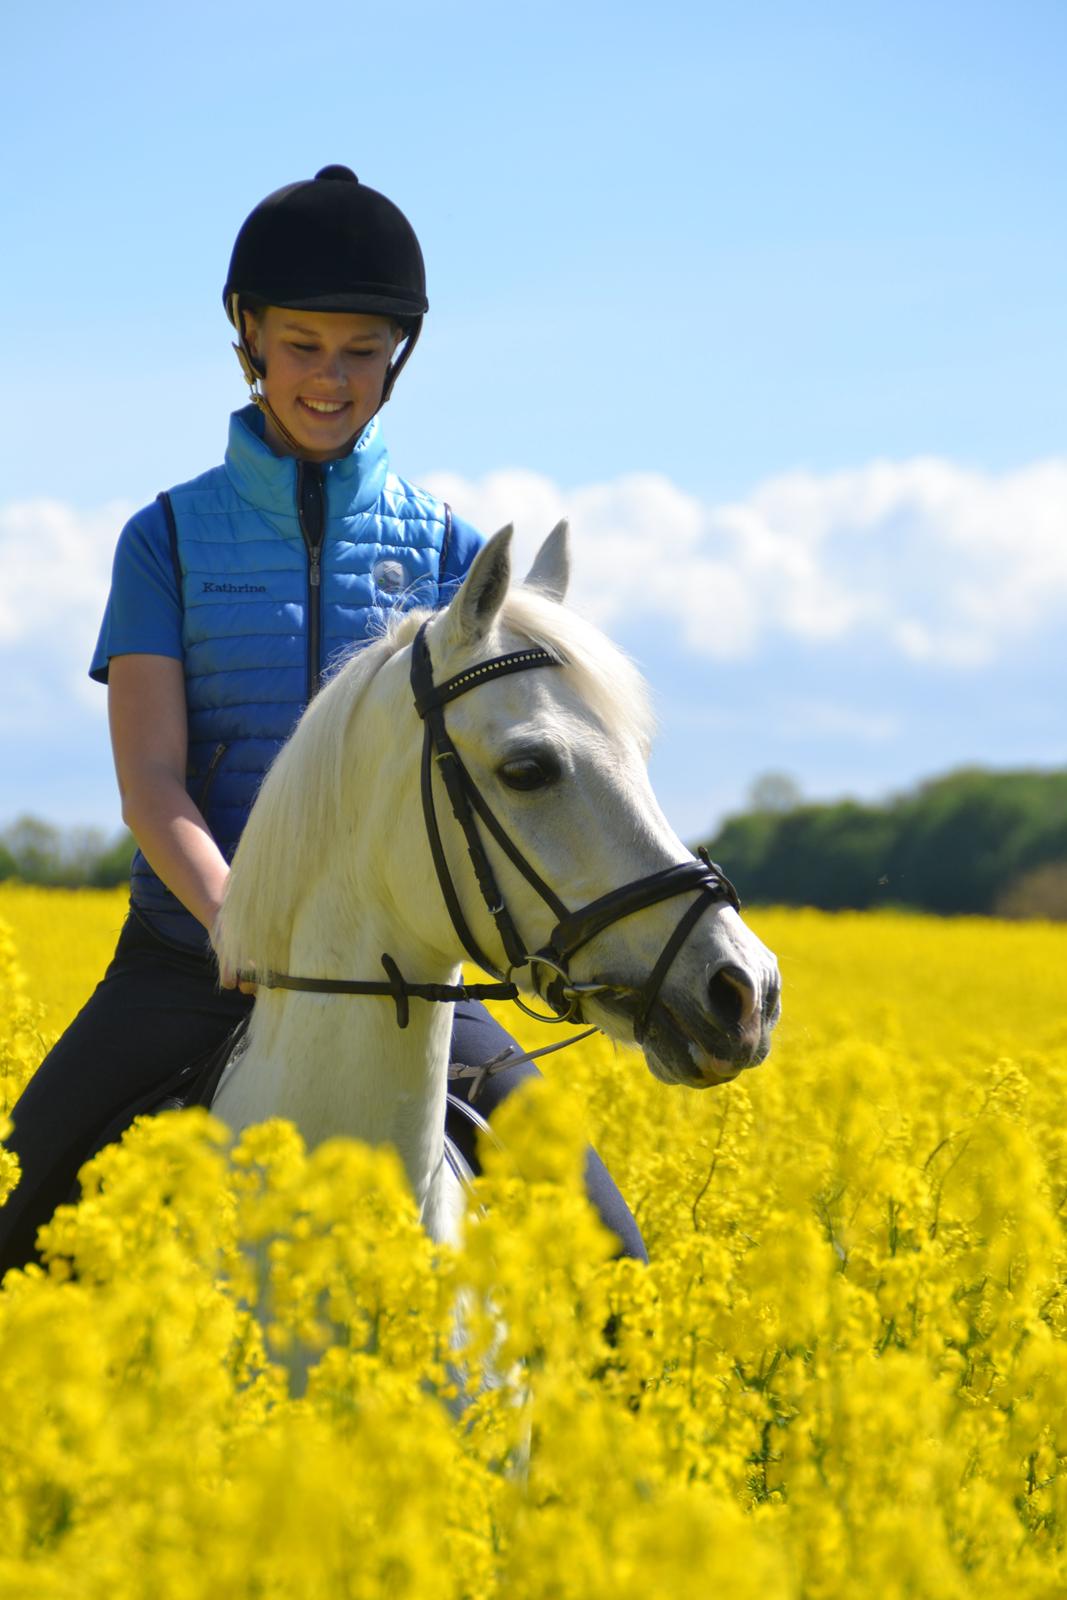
[0, 167, 646, 1275]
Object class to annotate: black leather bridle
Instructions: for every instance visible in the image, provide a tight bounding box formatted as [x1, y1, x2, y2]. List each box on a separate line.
[245, 621, 741, 1044]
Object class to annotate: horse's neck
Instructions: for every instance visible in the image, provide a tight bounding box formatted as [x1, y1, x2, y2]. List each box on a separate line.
[213, 878, 461, 1221]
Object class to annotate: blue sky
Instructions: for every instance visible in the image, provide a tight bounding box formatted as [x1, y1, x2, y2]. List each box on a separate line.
[2, 0, 1064, 843]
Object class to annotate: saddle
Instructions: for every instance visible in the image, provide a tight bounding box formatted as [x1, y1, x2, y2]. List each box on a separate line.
[83, 1016, 253, 1167]
[82, 1014, 478, 1201]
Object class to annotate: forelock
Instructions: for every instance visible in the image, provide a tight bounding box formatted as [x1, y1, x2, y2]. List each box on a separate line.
[329, 588, 655, 758]
[498, 587, 655, 757]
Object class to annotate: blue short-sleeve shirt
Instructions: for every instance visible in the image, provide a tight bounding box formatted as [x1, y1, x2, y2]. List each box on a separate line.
[90, 501, 183, 683]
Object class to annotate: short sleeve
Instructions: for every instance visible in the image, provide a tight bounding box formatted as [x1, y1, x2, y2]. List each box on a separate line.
[439, 511, 484, 598]
[90, 499, 184, 684]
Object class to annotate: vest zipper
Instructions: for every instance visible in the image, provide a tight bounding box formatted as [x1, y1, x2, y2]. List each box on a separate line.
[198, 741, 228, 810]
[296, 460, 326, 702]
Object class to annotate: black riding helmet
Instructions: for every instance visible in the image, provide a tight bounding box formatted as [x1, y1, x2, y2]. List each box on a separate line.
[224, 165, 428, 439]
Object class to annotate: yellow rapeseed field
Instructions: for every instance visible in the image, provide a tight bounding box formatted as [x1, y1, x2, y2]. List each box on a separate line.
[1, 882, 1066, 1597]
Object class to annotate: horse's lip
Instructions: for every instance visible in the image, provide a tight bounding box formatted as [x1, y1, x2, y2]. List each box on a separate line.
[647, 1045, 739, 1090]
[686, 1047, 744, 1085]
[645, 997, 761, 1088]
[579, 984, 747, 1087]
[667, 1029, 744, 1087]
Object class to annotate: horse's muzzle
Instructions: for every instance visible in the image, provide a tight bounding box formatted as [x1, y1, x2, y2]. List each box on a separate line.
[639, 967, 780, 1089]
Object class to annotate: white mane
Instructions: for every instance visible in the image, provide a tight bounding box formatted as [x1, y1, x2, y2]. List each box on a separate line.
[215, 585, 654, 979]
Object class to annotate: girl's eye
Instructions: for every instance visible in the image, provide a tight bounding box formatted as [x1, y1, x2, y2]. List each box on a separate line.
[289, 344, 377, 358]
[497, 755, 560, 792]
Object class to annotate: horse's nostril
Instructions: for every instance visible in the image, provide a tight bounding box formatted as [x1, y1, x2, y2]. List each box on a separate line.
[707, 962, 757, 1036]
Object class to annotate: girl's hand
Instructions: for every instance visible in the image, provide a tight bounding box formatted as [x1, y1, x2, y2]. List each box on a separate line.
[219, 961, 257, 997]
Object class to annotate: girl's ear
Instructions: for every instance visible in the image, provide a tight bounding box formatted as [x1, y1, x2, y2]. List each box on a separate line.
[523, 519, 570, 602]
[434, 525, 513, 659]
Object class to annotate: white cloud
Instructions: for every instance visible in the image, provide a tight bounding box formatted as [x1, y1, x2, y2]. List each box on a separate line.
[0, 499, 127, 644]
[0, 498, 133, 719]
[1, 464, 1061, 832]
[8, 461, 1061, 705]
[426, 456, 1067, 667]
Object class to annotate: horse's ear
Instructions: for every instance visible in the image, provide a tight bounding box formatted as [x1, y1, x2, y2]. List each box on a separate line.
[439, 524, 513, 652]
[523, 519, 570, 602]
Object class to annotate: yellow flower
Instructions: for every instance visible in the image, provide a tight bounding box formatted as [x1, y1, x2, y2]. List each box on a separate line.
[1, 889, 1067, 1594]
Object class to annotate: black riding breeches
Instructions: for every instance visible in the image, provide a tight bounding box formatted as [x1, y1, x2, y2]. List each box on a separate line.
[0, 914, 646, 1274]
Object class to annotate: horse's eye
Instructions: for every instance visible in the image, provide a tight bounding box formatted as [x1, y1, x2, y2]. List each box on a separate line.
[497, 755, 560, 792]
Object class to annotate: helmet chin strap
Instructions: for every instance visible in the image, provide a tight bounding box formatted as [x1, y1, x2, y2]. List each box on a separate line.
[231, 331, 307, 456]
[379, 321, 421, 407]
[229, 294, 420, 459]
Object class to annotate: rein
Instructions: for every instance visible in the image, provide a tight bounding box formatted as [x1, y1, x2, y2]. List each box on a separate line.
[248, 955, 520, 1030]
[240, 621, 740, 1048]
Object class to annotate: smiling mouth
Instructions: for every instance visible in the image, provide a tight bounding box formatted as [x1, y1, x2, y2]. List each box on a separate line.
[297, 398, 351, 418]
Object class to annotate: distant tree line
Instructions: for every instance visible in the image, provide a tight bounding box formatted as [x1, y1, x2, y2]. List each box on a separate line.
[0, 817, 135, 889]
[700, 767, 1067, 919]
[3, 765, 1065, 918]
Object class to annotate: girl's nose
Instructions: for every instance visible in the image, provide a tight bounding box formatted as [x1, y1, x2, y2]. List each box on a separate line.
[318, 353, 348, 386]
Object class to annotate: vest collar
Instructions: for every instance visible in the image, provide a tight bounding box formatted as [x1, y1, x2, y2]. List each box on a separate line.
[224, 404, 390, 519]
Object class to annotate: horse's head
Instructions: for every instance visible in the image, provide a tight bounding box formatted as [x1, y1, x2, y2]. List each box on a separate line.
[401, 524, 781, 1088]
[219, 523, 779, 1089]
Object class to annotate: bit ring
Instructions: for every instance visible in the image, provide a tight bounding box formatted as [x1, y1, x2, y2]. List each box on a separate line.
[504, 955, 579, 1024]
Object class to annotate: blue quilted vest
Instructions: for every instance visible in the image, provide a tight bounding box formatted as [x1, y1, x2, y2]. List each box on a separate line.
[130, 405, 455, 950]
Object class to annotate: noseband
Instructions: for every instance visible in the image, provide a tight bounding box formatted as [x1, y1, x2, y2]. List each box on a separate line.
[246, 621, 740, 1043]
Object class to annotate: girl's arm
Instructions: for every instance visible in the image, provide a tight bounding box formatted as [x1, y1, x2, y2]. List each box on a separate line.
[107, 653, 230, 938]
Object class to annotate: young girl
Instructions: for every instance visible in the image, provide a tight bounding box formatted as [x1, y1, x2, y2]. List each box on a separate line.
[0, 166, 646, 1273]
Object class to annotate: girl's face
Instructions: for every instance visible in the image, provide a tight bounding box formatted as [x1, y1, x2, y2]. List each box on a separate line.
[243, 306, 401, 460]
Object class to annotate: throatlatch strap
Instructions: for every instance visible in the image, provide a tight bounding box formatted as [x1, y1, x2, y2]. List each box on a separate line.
[410, 623, 563, 977]
[458, 773, 571, 923]
[428, 721, 528, 972]
[419, 717, 507, 976]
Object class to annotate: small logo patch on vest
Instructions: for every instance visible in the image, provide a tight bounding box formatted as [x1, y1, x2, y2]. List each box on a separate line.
[201, 580, 268, 595]
[372, 558, 408, 595]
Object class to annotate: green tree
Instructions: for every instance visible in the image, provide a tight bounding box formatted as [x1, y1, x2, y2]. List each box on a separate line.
[700, 767, 1067, 916]
[89, 830, 137, 888]
[0, 816, 134, 888]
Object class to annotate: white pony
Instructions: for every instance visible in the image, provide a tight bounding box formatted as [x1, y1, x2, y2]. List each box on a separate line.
[213, 524, 779, 1244]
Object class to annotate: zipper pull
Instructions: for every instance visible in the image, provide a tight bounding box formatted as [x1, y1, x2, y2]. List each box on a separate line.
[310, 549, 321, 588]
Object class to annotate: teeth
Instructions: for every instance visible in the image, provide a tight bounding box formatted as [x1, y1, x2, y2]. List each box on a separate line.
[301, 399, 346, 414]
